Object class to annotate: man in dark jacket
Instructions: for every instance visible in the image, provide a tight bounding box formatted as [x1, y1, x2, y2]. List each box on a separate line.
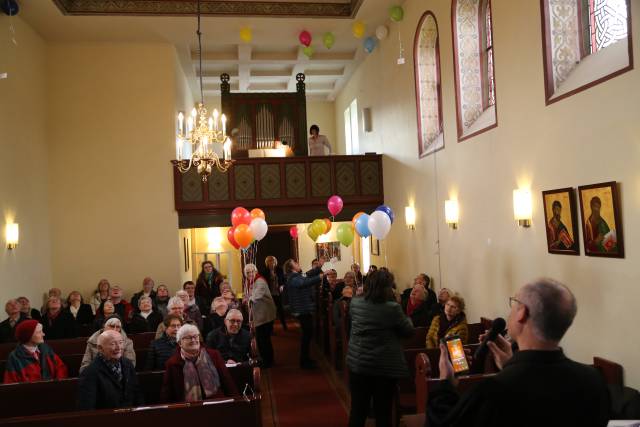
[0, 299, 27, 343]
[145, 315, 183, 371]
[205, 309, 251, 363]
[78, 329, 144, 410]
[428, 278, 610, 427]
[283, 258, 324, 369]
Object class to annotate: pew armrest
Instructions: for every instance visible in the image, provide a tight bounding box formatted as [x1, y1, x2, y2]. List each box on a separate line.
[415, 353, 431, 414]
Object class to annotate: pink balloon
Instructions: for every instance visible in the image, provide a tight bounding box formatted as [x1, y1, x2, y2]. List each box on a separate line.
[289, 226, 299, 239]
[231, 207, 251, 227]
[299, 30, 312, 47]
[327, 195, 344, 217]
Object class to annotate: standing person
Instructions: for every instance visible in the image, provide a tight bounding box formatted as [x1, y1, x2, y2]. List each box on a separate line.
[307, 124, 332, 156]
[350, 264, 363, 287]
[347, 270, 415, 427]
[42, 296, 77, 339]
[261, 256, 287, 330]
[0, 299, 27, 343]
[245, 264, 276, 368]
[16, 297, 42, 322]
[195, 260, 221, 311]
[89, 279, 111, 315]
[155, 284, 170, 318]
[65, 291, 95, 327]
[131, 277, 157, 313]
[3, 320, 68, 383]
[427, 278, 610, 427]
[283, 258, 324, 369]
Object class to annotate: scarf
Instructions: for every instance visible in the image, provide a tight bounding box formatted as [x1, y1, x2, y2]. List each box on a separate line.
[406, 298, 423, 317]
[206, 272, 214, 287]
[437, 312, 465, 340]
[14, 343, 57, 379]
[181, 348, 221, 402]
[99, 353, 123, 382]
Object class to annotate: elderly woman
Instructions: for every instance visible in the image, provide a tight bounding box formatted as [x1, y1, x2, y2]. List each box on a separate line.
[245, 263, 276, 368]
[80, 315, 136, 373]
[427, 287, 452, 325]
[176, 289, 203, 331]
[426, 292, 468, 349]
[161, 324, 238, 402]
[128, 296, 163, 334]
[0, 299, 26, 343]
[155, 284, 170, 318]
[146, 314, 184, 371]
[260, 256, 287, 330]
[16, 296, 42, 322]
[220, 281, 240, 310]
[3, 320, 68, 383]
[64, 291, 95, 327]
[208, 296, 228, 334]
[131, 277, 157, 313]
[156, 296, 193, 338]
[89, 279, 111, 315]
[93, 300, 115, 331]
[42, 296, 77, 340]
[402, 284, 431, 327]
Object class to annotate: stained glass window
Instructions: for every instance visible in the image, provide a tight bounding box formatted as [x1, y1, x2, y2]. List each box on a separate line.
[485, 0, 495, 107]
[586, 0, 628, 53]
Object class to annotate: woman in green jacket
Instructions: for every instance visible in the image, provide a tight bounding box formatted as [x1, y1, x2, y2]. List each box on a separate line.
[346, 270, 415, 427]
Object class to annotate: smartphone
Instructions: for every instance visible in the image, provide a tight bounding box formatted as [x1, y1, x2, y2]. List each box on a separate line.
[444, 335, 469, 375]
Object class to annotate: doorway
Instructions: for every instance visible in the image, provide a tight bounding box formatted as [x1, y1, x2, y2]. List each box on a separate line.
[254, 225, 297, 272]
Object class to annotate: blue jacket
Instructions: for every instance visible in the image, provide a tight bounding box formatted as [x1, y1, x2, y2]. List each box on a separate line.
[286, 267, 323, 315]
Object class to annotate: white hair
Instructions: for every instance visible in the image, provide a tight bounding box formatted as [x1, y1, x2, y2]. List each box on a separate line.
[167, 296, 184, 309]
[175, 290, 188, 298]
[244, 263, 258, 274]
[176, 324, 200, 342]
[225, 308, 243, 320]
[104, 317, 122, 328]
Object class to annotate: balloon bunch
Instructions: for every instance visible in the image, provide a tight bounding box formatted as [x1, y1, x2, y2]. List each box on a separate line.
[360, 5, 405, 55]
[227, 207, 269, 250]
[351, 204, 394, 240]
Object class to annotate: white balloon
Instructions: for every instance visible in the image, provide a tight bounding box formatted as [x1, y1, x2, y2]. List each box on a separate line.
[368, 210, 391, 239]
[375, 25, 389, 40]
[249, 218, 268, 241]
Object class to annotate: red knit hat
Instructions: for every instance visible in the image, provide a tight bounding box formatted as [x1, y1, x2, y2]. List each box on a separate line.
[15, 319, 39, 344]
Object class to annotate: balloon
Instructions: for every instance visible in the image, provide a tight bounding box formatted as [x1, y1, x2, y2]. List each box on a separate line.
[240, 27, 252, 43]
[289, 226, 299, 239]
[323, 218, 332, 234]
[307, 224, 319, 241]
[389, 5, 404, 22]
[302, 46, 315, 58]
[375, 204, 395, 224]
[312, 218, 327, 235]
[355, 213, 371, 238]
[336, 223, 354, 247]
[299, 30, 312, 47]
[231, 207, 251, 227]
[234, 223, 254, 248]
[227, 227, 240, 250]
[323, 32, 335, 49]
[364, 36, 377, 54]
[368, 210, 392, 239]
[375, 25, 389, 40]
[249, 218, 268, 241]
[250, 208, 265, 220]
[352, 21, 366, 39]
[327, 195, 344, 217]
[352, 211, 365, 229]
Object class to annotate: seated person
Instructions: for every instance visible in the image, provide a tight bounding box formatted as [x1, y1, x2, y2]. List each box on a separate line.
[93, 300, 116, 331]
[161, 324, 239, 402]
[207, 296, 229, 336]
[176, 289, 203, 331]
[43, 288, 64, 311]
[155, 284, 170, 318]
[401, 273, 437, 312]
[131, 276, 157, 313]
[220, 281, 240, 310]
[426, 293, 468, 348]
[205, 309, 251, 364]
[427, 278, 610, 427]
[17, 296, 42, 322]
[3, 320, 68, 383]
[77, 330, 144, 410]
[183, 280, 206, 319]
[333, 286, 354, 348]
[156, 297, 195, 338]
[89, 278, 110, 315]
[109, 285, 133, 321]
[127, 296, 163, 334]
[323, 269, 345, 302]
[64, 291, 95, 327]
[80, 315, 136, 373]
[403, 284, 431, 327]
[0, 299, 27, 343]
[145, 315, 184, 371]
[42, 296, 77, 340]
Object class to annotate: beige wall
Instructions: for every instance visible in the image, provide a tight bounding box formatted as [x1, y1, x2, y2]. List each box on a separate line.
[297, 222, 357, 276]
[46, 42, 183, 300]
[336, 0, 640, 387]
[307, 101, 337, 153]
[0, 16, 53, 309]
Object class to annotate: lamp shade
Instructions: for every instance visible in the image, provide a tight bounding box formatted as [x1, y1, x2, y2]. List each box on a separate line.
[6, 223, 18, 248]
[444, 200, 459, 227]
[513, 189, 533, 221]
[405, 206, 416, 229]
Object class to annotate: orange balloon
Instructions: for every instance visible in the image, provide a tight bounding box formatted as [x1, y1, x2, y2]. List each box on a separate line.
[323, 218, 332, 234]
[250, 208, 266, 220]
[234, 223, 254, 249]
[352, 211, 365, 229]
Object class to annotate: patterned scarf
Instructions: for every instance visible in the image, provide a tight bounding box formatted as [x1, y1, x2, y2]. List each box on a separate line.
[181, 348, 220, 402]
[99, 353, 123, 382]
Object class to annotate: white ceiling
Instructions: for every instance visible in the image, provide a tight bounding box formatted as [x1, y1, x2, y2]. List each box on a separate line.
[20, 0, 402, 101]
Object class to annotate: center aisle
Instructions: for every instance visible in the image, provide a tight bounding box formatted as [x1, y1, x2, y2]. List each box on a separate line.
[262, 320, 349, 427]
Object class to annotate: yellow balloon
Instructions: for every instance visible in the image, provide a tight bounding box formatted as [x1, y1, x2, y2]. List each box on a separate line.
[352, 21, 366, 39]
[240, 27, 252, 43]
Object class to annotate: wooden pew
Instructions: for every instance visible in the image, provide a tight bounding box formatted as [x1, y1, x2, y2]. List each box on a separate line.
[402, 327, 428, 349]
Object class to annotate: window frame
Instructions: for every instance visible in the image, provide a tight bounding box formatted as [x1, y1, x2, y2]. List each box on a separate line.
[540, 0, 634, 105]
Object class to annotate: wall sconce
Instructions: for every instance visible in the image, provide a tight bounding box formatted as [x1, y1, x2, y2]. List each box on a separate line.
[405, 206, 416, 230]
[513, 189, 532, 227]
[6, 223, 19, 249]
[444, 200, 459, 230]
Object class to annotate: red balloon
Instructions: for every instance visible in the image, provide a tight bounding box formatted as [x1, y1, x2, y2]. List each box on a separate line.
[289, 226, 299, 239]
[299, 30, 312, 47]
[231, 207, 251, 227]
[227, 227, 240, 249]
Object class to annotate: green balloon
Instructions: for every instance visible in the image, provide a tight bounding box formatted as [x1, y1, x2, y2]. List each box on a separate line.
[336, 223, 354, 247]
[303, 46, 315, 58]
[323, 32, 335, 49]
[307, 225, 319, 240]
[390, 5, 404, 22]
[312, 219, 326, 235]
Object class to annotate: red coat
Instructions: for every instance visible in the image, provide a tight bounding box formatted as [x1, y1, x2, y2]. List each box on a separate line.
[160, 348, 239, 402]
[3, 343, 68, 384]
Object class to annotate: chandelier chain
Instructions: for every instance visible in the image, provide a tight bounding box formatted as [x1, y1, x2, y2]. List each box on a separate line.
[197, 0, 204, 105]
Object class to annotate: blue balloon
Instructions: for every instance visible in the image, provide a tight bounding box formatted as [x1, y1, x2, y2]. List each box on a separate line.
[363, 36, 377, 54]
[1, 0, 19, 15]
[375, 205, 394, 224]
[355, 213, 371, 238]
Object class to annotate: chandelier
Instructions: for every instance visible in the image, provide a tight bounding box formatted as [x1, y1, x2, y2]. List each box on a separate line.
[174, 0, 232, 182]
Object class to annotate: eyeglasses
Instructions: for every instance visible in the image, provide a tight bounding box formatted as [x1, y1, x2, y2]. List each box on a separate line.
[181, 335, 200, 341]
[227, 319, 242, 324]
[509, 296, 525, 308]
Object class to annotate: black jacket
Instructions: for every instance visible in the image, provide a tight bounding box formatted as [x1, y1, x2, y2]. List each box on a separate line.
[64, 304, 94, 326]
[427, 349, 610, 427]
[0, 314, 27, 343]
[131, 290, 157, 313]
[127, 311, 163, 334]
[145, 333, 178, 371]
[77, 355, 144, 410]
[205, 326, 252, 362]
[42, 311, 77, 339]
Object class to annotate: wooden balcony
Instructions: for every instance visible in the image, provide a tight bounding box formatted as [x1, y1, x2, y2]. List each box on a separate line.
[173, 154, 384, 227]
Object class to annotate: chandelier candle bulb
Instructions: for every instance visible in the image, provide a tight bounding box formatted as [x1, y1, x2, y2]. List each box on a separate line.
[178, 112, 184, 134]
[213, 109, 219, 131]
[221, 114, 227, 135]
[187, 116, 193, 132]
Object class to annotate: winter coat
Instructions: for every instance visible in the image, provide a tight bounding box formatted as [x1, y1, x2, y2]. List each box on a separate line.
[426, 313, 469, 349]
[77, 355, 143, 410]
[248, 276, 276, 327]
[131, 290, 157, 313]
[0, 314, 27, 343]
[286, 267, 323, 315]
[42, 311, 77, 340]
[64, 304, 95, 326]
[145, 333, 178, 371]
[127, 311, 163, 334]
[3, 343, 68, 383]
[205, 327, 252, 362]
[80, 329, 136, 373]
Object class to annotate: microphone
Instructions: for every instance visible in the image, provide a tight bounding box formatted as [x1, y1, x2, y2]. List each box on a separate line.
[471, 317, 506, 373]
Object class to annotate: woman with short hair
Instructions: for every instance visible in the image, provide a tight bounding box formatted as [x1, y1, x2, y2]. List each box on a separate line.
[80, 315, 136, 373]
[176, 290, 203, 331]
[155, 284, 170, 318]
[65, 291, 95, 327]
[128, 296, 163, 334]
[425, 293, 468, 349]
[89, 279, 111, 315]
[42, 296, 77, 340]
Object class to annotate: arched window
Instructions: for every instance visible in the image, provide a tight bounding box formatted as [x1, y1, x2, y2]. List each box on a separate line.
[414, 11, 444, 158]
[541, 0, 632, 104]
[452, 0, 498, 142]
